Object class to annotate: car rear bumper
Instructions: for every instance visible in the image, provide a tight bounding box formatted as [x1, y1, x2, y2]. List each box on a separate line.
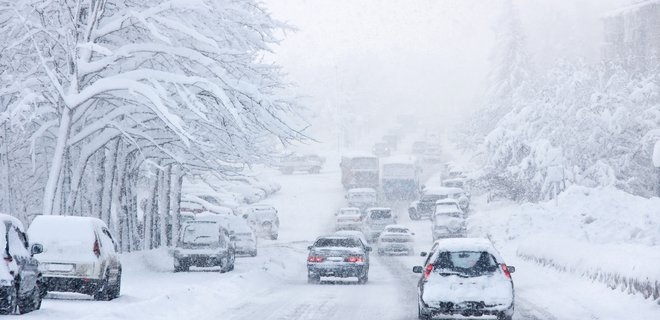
[176, 253, 229, 267]
[420, 299, 514, 319]
[43, 276, 105, 295]
[308, 264, 366, 278]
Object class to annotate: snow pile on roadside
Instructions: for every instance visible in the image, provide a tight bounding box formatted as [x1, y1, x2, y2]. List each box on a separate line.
[469, 186, 660, 301]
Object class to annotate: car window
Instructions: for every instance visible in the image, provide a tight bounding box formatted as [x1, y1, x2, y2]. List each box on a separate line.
[7, 226, 30, 258]
[369, 210, 392, 220]
[386, 227, 408, 233]
[314, 238, 360, 248]
[101, 228, 118, 253]
[433, 251, 498, 277]
[181, 222, 220, 246]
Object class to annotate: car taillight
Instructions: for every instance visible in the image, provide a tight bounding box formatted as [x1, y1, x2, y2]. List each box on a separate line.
[345, 256, 364, 263]
[501, 264, 512, 279]
[423, 264, 434, 280]
[3, 256, 12, 263]
[308, 255, 324, 263]
[93, 239, 101, 258]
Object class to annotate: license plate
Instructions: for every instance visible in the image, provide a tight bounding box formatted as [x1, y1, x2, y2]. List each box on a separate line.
[47, 263, 74, 272]
[327, 257, 343, 262]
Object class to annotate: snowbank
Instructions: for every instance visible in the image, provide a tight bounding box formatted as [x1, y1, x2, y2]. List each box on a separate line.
[469, 186, 660, 302]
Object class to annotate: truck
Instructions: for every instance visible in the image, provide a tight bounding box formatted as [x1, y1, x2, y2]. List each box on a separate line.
[381, 157, 420, 201]
[340, 154, 379, 189]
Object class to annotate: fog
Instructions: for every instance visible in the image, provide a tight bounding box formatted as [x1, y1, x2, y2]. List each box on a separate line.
[263, 0, 635, 147]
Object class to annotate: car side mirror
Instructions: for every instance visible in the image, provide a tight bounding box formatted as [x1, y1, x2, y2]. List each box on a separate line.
[508, 266, 516, 273]
[412, 266, 423, 274]
[242, 214, 248, 219]
[365, 246, 372, 252]
[307, 246, 313, 250]
[420, 251, 427, 257]
[30, 243, 43, 255]
[411, 232, 416, 236]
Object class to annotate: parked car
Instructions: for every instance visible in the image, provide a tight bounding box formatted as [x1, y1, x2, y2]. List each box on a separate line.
[232, 223, 258, 257]
[376, 224, 415, 255]
[27, 215, 121, 301]
[335, 207, 363, 231]
[432, 207, 467, 240]
[306, 235, 371, 284]
[409, 187, 467, 220]
[413, 238, 515, 320]
[0, 214, 43, 314]
[243, 204, 279, 240]
[173, 220, 235, 272]
[346, 188, 378, 212]
[277, 153, 325, 174]
[362, 207, 397, 243]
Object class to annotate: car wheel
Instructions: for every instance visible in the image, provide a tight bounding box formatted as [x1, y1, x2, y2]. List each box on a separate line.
[250, 250, 257, 257]
[19, 283, 42, 314]
[409, 208, 420, 220]
[357, 272, 368, 284]
[110, 270, 122, 299]
[93, 271, 112, 301]
[0, 285, 17, 315]
[307, 274, 320, 284]
[418, 305, 431, 320]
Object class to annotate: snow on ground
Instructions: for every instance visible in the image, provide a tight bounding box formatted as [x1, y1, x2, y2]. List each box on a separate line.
[20, 157, 660, 320]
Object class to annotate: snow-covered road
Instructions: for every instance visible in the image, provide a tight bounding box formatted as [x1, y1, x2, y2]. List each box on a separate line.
[19, 165, 660, 320]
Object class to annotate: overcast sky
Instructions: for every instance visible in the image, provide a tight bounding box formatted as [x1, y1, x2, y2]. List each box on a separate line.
[262, 0, 633, 146]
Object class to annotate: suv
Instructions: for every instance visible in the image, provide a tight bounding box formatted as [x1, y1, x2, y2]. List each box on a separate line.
[1, 214, 43, 314]
[243, 204, 279, 240]
[173, 220, 235, 272]
[28, 215, 121, 301]
[432, 207, 467, 240]
[307, 235, 371, 284]
[362, 208, 396, 243]
[413, 238, 515, 320]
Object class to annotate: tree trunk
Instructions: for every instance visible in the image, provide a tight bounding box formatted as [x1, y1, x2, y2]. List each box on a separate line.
[43, 107, 73, 215]
[170, 165, 183, 248]
[157, 166, 171, 247]
[102, 139, 119, 228]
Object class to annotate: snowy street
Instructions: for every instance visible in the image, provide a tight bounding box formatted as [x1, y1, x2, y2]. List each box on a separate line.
[17, 165, 659, 320]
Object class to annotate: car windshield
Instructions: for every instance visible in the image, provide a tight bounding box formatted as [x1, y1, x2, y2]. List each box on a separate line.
[433, 251, 498, 277]
[421, 194, 442, 202]
[181, 222, 219, 246]
[370, 210, 392, 219]
[314, 238, 361, 248]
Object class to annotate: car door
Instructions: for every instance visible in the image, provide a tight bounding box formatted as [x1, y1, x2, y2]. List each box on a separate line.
[8, 226, 38, 296]
[100, 227, 120, 273]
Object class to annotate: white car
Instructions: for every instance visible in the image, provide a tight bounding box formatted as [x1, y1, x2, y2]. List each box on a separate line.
[243, 204, 280, 240]
[232, 223, 258, 257]
[432, 207, 467, 240]
[335, 207, 363, 231]
[362, 207, 397, 243]
[346, 188, 378, 211]
[377, 225, 415, 255]
[28, 216, 122, 300]
[414, 238, 515, 320]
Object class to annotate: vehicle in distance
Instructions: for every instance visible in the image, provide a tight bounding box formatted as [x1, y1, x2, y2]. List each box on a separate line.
[173, 220, 235, 272]
[412, 141, 427, 155]
[432, 206, 467, 240]
[307, 235, 371, 284]
[381, 159, 420, 201]
[377, 224, 415, 255]
[335, 207, 363, 231]
[243, 204, 280, 240]
[372, 142, 391, 157]
[413, 238, 515, 320]
[277, 153, 325, 174]
[345, 188, 378, 212]
[362, 207, 397, 242]
[1, 214, 43, 314]
[340, 154, 380, 189]
[410, 187, 467, 220]
[27, 215, 122, 301]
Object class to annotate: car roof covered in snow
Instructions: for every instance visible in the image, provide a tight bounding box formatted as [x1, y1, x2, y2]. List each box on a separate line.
[431, 238, 504, 261]
[423, 187, 464, 195]
[347, 188, 377, 194]
[365, 207, 391, 212]
[0, 213, 25, 232]
[27, 215, 106, 245]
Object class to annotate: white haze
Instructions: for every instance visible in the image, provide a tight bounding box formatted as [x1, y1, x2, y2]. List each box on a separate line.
[263, 0, 635, 147]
